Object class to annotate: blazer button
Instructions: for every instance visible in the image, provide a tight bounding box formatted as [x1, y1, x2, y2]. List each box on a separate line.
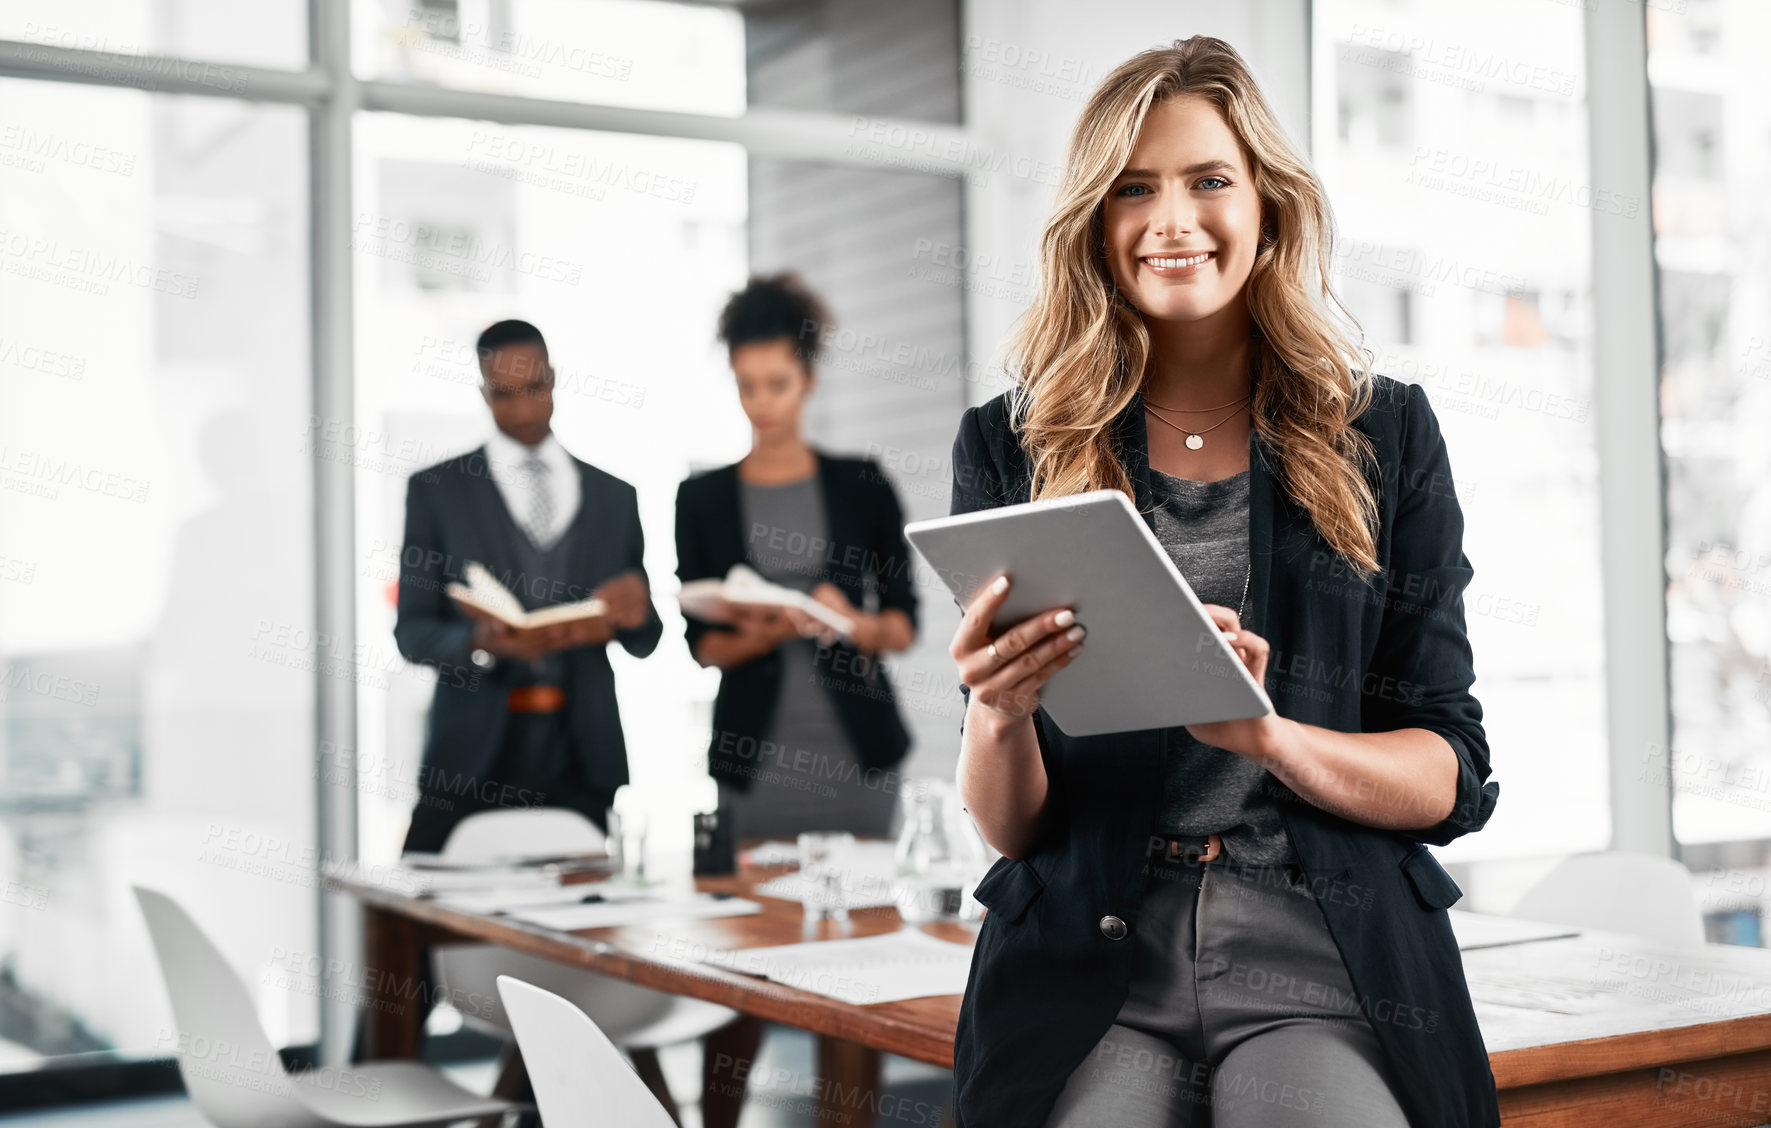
[1098, 915, 1128, 941]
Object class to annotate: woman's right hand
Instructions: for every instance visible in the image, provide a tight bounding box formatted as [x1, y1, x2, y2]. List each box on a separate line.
[728, 602, 799, 657]
[951, 573, 1086, 721]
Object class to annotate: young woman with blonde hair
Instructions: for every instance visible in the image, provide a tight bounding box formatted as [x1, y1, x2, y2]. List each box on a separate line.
[947, 37, 1499, 1127]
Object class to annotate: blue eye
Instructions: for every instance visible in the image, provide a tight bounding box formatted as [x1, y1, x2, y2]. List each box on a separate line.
[1199, 176, 1231, 190]
[1115, 183, 1149, 197]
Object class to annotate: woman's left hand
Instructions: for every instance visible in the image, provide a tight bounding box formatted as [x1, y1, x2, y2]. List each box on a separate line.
[1184, 604, 1293, 766]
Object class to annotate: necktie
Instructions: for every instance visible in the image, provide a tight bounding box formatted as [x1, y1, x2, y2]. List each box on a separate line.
[523, 454, 554, 549]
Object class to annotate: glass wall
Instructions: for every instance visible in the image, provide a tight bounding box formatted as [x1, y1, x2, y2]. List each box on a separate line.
[1650, 0, 1771, 918]
[351, 0, 745, 114]
[0, 78, 314, 1067]
[1312, 0, 1610, 862]
[349, 111, 750, 864]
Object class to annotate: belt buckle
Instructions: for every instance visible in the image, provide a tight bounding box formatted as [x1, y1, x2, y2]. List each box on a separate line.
[1168, 833, 1223, 863]
[507, 685, 565, 713]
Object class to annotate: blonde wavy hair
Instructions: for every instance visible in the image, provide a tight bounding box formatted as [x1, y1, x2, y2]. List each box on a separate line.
[1007, 35, 1380, 576]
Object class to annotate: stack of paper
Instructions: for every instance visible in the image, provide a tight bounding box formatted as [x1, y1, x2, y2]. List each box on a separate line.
[503, 893, 762, 931]
[672, 929, 975, 1005]
[323, 858, 563, 898]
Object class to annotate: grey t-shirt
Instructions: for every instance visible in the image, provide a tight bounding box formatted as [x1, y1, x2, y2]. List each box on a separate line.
[1147, 466, 1298, 865]
[729, 473, 896, 838]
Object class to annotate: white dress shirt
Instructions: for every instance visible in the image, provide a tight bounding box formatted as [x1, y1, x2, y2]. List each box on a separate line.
[483, 429, 581, 549]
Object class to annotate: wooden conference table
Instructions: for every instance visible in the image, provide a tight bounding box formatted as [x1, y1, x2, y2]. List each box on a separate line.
[329, 859, 1771, 1128]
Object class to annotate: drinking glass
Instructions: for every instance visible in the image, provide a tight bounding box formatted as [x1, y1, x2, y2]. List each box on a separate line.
[796, 831, 855, 924]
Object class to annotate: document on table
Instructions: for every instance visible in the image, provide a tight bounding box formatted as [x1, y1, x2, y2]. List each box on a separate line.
[673, 929, 976, 1006]
[505, 893, 762, 931]
[1449, 910, 1581, 951]
[436, 881, 657, 915]
[323, 858, 562, 898]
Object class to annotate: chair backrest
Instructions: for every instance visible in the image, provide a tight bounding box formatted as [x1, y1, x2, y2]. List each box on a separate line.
[441, 807, 606, 862]
[1509, 851, 1706, 947]
[133, 887, 316, 1128]
[496, 975, 679, 1128]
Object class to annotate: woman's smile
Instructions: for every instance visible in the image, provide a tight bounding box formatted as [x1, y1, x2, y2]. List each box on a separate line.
[1141, 251, 1216, 278]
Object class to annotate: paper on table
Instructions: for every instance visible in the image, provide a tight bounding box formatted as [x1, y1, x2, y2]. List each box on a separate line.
[1449, 911, 1581, 951]
[436, 881, 656, 915]
[673, 929, 975, 1005]
[508, 894, 762, 931]
[325, 858, 561, 898]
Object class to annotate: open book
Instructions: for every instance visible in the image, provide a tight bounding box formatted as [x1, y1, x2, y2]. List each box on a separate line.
[678, 563, 854, 638]
[446, 561, 607, 629]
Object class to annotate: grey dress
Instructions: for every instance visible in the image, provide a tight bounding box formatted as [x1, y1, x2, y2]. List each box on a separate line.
[1147, 467, 1299, 865]
[716, 473, 899, 840]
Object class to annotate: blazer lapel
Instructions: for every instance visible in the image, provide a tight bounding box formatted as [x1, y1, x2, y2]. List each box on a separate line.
[714, 463, 746, 573]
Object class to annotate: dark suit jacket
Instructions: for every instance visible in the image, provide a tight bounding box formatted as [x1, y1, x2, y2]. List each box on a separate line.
[394, 445, 664, 796]
[674, 452, 920, 789]
[949, 375, 1501, 1128]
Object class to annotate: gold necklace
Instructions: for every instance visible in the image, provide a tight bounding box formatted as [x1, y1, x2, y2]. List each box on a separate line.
[1145, 399, 1249, 451]
[1143, 391, 1248, 413]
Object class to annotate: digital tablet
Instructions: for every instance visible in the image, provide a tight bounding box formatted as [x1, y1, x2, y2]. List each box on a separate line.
[904, 489, 1273, 737]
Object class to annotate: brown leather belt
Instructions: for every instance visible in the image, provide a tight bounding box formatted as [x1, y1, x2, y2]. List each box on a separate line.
[507, 685, 565, 714]
[1163, 832, 1224, 862]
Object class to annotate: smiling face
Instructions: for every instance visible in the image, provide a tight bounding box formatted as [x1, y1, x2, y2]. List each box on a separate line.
[732, 337, 813, 439]
[1101, 94, 1265, 328]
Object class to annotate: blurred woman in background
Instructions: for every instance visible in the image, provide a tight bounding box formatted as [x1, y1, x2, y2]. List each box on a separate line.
[675, 272, 921, 840]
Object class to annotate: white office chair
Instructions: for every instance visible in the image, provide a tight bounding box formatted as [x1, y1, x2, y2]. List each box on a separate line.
[1509, 850, 1706, 948]
[134, 886, 519, 1128]
[428, 809, 738, 1085]
[497, 975, 679, 1128]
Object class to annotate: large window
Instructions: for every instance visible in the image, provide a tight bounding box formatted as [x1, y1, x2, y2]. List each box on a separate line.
[349, 112, 750, 863]
[1650, 0, 1771, 845]
[0, 78, 314, 1067]
[1312, 0, 1610, 862]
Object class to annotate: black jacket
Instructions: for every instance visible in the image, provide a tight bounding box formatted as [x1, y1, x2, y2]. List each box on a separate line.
[393, 446, 664, 796]
[949, 375, 1501, 1128]
[674, 452, 920, 790]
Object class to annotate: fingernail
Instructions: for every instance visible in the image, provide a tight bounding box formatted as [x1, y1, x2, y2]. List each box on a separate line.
[1068, 644, 1084, 657]
[1224, 631, 1238, 641]
[1065, 625, 1086, 642]
[992, 575, 1010, 594]
[1054, 609, 1075, 628]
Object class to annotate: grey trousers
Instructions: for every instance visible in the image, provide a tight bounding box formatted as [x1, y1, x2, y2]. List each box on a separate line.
[1044, 855, 1411, 1127]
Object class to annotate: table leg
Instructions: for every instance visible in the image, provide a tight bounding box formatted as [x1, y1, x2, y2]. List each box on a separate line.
[358, 904, 429, 1061]
[818, 1035, 883, 1128]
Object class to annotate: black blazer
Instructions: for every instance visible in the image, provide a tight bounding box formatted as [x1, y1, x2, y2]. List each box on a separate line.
[674, 452, 920, 790]
[393, 446, 664, 796]
[949, 376, 1501, 1128]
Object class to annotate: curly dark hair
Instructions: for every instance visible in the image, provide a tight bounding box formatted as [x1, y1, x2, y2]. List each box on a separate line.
[715, 272, 833, 375]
